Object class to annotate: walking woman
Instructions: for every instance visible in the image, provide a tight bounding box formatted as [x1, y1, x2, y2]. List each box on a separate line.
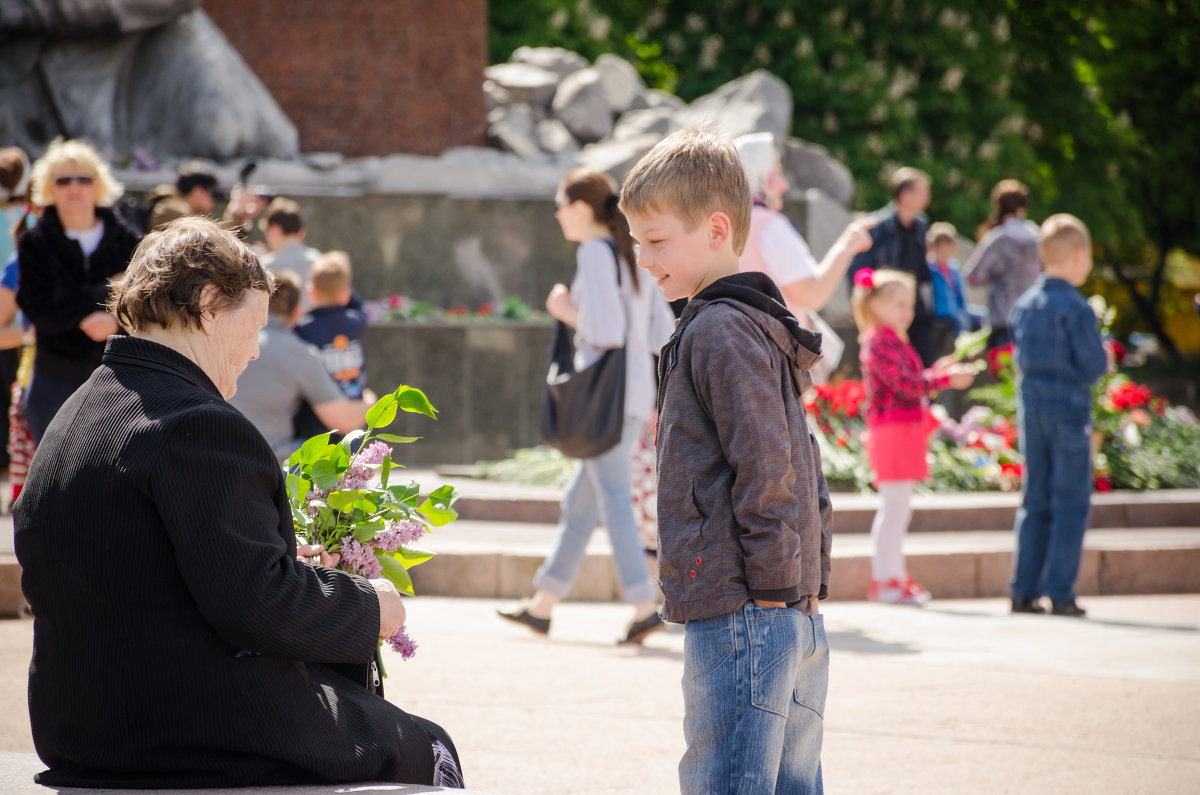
[17, 139, 139, 440]
[964, 179, 1041, 351]
[499, 168, 673, 644]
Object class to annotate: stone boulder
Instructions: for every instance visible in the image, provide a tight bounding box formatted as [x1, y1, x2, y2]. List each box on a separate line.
[611, 107, 677, 142]
[483, 62, 560, 108]
[783, 138, 855, 207]
[510, 46, 589, 79]
[675, 69, 792, 144]
[536, 119, 579, 156]
[551, 68, 613, 144]
[593, 53, 646, 115]
[487, 104, 542, 159]
[575, 134, 662, 182]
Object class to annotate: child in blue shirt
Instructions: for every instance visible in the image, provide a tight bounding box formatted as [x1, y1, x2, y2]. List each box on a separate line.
[1009, 214, 1108, 618]
[293, 251, 368, 399]
[926, 222, 973, 358]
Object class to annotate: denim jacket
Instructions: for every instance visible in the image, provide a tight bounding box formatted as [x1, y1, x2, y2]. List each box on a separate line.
[1010, 276, 1107, 410]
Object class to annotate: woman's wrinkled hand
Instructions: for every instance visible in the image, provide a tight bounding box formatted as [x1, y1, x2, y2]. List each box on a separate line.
[370, 578, 406, 639]
[296, 544, 340, 567]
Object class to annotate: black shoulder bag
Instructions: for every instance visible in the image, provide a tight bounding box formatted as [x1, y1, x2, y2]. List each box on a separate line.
[540, 240, 627, 459]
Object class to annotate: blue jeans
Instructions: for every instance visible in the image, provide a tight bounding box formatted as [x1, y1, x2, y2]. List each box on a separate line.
[534, 417, 655, 604]
[1012, 401, 1093, 603]
[680, 603, 828, 795]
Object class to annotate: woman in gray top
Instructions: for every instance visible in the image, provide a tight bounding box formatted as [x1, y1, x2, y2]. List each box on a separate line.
[965, 179, 1042, 350]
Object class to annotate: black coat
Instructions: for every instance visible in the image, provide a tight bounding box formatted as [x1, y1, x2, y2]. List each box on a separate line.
[16, 205, 140, 379]
[14, 335, 442, 788]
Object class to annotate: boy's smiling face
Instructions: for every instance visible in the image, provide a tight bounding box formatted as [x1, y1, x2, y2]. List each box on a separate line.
[627, 207, 729, 302]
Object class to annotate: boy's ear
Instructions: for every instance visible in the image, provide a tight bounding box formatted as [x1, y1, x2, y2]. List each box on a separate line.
[707, 211, 732, 249]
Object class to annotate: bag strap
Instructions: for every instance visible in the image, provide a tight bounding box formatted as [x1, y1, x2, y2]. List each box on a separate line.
[600, 238, 629, 343]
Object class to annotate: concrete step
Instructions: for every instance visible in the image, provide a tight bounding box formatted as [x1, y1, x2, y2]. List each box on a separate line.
[407, 522, 1200, 602]
[418, 470, 1200, 533]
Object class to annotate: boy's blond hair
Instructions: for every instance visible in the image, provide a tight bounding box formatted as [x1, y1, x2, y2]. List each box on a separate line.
[309, 250, 353, 304]
[1039, 213, 1090, 269]
[927, 221, 957, 248]
[851, 269, 917, 340]
[619, 128, 752, 256]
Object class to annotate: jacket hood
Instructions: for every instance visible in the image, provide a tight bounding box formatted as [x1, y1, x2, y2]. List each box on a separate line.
[683, 271, 823, 364]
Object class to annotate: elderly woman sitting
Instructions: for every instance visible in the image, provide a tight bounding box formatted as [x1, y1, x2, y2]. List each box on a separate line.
[14, 218, 462, 789]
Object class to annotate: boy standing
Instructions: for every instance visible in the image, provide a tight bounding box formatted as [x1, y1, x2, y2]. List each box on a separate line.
[927, 221, 972, 355]
[621, 129, 833, 794]
[294, 251, 368, 399]
[1009, 214, 1108, 617]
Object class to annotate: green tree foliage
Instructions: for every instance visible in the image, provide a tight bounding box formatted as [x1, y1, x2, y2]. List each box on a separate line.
[489, 0, 1199, 353]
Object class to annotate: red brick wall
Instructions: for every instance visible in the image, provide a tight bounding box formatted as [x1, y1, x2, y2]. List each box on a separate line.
[203, 0, 487, 156]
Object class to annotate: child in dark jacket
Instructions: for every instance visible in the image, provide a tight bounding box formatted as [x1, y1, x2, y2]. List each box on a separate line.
[853, 268, 975, 605]
[293, 251, 367, 399]
[621, 129, 865, 794]
[1009, 214, 1108, 617]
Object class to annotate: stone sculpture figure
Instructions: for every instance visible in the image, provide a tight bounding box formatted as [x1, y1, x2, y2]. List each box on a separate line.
[0, 0, 297, 161]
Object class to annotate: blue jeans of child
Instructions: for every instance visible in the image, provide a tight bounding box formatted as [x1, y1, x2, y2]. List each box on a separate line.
[1012, 400, 1093, 603]
[534, 416, 656, 604]
[680, 602, 828, 795]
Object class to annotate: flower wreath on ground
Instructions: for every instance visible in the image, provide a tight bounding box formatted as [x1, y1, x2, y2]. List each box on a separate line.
[284, 385, 458, 666]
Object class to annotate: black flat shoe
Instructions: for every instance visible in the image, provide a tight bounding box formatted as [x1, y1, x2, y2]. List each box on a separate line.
[497, 607, 551, 635]
[1051, 600, 1087, 618]
[620, 613, 665, 645]
[1011, 598, 1046, 614]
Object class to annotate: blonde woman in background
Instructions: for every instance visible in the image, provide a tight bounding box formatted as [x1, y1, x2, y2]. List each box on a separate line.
[16, 139, 140, 441]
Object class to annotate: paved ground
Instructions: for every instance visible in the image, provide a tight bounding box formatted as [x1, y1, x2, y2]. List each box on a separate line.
[1, 595, 1197, 794]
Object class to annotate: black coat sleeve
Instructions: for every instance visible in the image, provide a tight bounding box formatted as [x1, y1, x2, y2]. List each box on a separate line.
[149, 404, 380, 663]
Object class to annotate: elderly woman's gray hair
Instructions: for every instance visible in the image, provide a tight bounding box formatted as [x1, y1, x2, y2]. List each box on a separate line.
[110, 216, 274, 332]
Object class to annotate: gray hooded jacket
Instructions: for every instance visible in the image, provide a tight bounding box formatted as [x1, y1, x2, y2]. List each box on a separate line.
[655, 272, 832, 624]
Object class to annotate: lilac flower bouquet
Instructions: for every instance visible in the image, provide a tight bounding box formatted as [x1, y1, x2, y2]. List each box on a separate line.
[284, 385, 458, 663]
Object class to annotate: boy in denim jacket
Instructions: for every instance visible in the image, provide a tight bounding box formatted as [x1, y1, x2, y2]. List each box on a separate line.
[622, 129, 843, 794]
[1010, 214, 1108, 617]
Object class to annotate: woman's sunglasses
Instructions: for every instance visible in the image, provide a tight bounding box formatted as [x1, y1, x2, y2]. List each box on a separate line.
[54, 175, 95, 187]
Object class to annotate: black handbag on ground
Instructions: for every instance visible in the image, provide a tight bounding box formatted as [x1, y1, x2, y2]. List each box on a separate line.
[540, 241, 627, 459]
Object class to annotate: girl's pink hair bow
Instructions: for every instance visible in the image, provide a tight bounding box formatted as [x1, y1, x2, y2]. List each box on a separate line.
[853, 268, 875, 289]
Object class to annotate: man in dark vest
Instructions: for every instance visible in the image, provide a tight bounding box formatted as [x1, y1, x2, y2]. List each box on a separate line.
[850, 167, 936, 366]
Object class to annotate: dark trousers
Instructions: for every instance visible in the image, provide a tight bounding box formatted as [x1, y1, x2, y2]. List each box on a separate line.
[1011, 401, 1093, 603]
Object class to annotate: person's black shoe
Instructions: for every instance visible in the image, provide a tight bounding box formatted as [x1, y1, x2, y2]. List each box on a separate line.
[496, 606, 550, 635]
[1051, 600, 1087, 618]
[1011, 598, 1046, 614]
[620, 613, 665, 645]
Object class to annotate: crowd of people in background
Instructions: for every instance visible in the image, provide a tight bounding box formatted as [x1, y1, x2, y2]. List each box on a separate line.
[1, 126, 1121, 792]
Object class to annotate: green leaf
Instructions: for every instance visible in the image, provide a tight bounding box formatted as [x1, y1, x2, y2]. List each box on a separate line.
[365, 394, 398, 429]
[352, 520, 385, 543]
[298, 432, 333, 466]
[311, 459, 340, 490]
[395, 385, 438, 419]
[340, 429, 366, 454]
[375, 433, 420, 444]
[352, 498, 378, 514]
[388, 483, 422, 506]
[285, 473, 310, 504]
[417, 494, 458, 527]
[394, 544, 435, 569]
[380, 456, 392, 488]
[377, 553, 415, 596]
[327, 489, 368, 510]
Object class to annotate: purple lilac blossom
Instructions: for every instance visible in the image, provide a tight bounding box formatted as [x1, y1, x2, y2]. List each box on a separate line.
[371, 519, 426, 551]
[355, 441, 392, 466]
[387, 625, 418, 660]
[339, 539, 383, 579]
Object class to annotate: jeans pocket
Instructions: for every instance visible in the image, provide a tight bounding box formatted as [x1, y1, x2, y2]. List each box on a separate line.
[793, 616, 830, 718]
[748, 605, 802, 717]
[684, 613, 736, 681]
